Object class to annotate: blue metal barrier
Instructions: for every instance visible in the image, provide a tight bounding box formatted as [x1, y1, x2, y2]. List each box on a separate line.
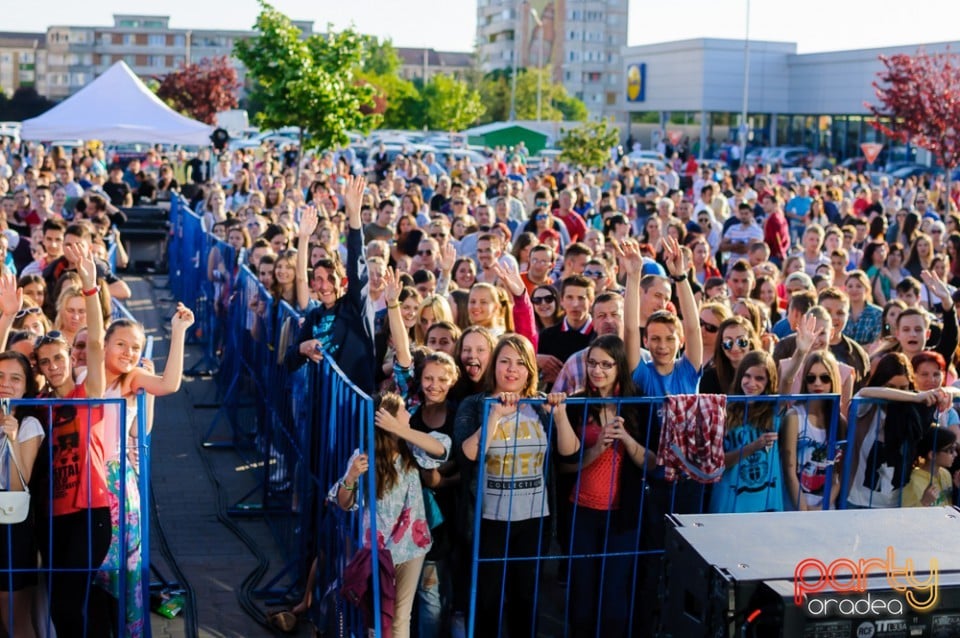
[0, 395, 150, 637]
[465, 393, 843, 638]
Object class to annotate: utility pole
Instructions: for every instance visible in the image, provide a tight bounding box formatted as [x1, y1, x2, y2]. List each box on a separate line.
[508, 0, 521, 121]
[738, 0, 751, 167]
[530, 8, 543, 122]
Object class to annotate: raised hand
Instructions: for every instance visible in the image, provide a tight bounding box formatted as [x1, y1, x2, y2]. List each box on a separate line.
[661, 236, 686, 278]
[921, 269, 952, 303]
[343, 175, 367, 221]
[375, 407, 408, 434]
[170, 302, 195, 332]
[615, 238, 643, 277]
[795, 313, 821, 354]
[440, 242, 457, 274]
[490, 261, 524, 297]
[0, 273, 22, 318]
[383, 267, 402, 307]
[298, 204, 319, 239]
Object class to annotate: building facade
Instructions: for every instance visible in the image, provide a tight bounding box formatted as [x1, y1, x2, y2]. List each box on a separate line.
[32, 15, 315, 100]
[0, 32, 47, 98]
[397, 48, 474, 82]
[476, 0, 628, 123]
[620, 38, 960, 160]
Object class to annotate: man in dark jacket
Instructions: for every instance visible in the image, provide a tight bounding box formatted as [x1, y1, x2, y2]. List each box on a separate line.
[284, 175, 377, 394]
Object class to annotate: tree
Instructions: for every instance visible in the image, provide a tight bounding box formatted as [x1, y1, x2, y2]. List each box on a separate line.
[559, 119, 620, 169]
[478, 69, 587, 123]
[0, 87, 56, 121]
[867, 49, 960, 208]
[421, 74, 485, 131]
[362, 73, 422, 129]
[155, 56, 240, 124]
[361, 36, 401, 77]
[234, 1, 377, 171]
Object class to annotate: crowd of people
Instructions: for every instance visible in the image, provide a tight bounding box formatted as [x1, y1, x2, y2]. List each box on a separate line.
[0, 140, 192, 637]
[7, 135, 960, 636]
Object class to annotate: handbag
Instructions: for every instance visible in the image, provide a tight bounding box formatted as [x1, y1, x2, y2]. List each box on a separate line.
[0, 438, 30, 525]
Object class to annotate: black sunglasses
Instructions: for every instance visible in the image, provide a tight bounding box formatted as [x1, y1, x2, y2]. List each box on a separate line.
[805, 373, 832, 385]
[532, 295, 556, 305]
[418, 250, 433, 256]
[699, 319, 719, 334]
[721, 337, 750, 351]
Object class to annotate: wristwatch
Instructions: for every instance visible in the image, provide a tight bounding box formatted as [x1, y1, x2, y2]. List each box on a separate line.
[669, 273, 686, 283]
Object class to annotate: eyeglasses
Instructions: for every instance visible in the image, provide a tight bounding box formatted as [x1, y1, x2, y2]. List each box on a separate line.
[431, 233, 447, 240]
[699, 319, 719, 334]
[804, 373, 832, 385]
[35, 330, 66, 349]
[534, 214, 548, 221]
[939, 445, 959, 455]
[586, 359, 616, 371]
[535, 200, 549, 207]
[417, 250, 434, 256]
[15, 307, 43, 320]
[722, 337, 750, 351]
[583, 270, 605, 278]
[532, 295, 556, 305]
[452, 200, 465, 205]
[932, 229, 943, 235]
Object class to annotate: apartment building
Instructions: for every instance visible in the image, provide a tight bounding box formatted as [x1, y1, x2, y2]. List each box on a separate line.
[476, 0, 628, 123]
[41, 15, 314, 99]
[0, 32, 47, 97]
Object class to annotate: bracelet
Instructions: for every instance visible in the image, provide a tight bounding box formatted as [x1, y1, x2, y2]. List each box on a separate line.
[669, 273, 687, 283]
[386, 302, 400, 309]
[340, 479, 356, 492]
[82, 286, 101, 297]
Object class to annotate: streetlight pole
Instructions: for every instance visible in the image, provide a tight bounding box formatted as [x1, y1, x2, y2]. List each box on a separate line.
[508, 0, 521, 121]
[530, 8, 543, 122]
[738, 0, 751, 169]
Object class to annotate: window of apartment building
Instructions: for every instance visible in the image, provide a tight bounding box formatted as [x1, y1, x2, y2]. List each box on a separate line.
[72, 73, 86, 86]
[124, 55, 136, 67]
[568, 51, 579, 62]
[150, 56, 165, 67]
[174, 35, 185, 47]
[0, 55, 9, 63]
[606, 91, 617, 105]
[568, 10, 581, 20]
[144, 20, 165, 29]
[123, 34, 135, 46]
[83, 53, 93, 65]
[174, 56, 185, 66]
[584, 71, 602, 83]
[148, 34, 165, 47]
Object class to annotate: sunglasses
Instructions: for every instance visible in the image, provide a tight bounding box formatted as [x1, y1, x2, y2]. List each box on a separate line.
[534, 214, 548, 221]
[452, 200, 465, 205]
[805, 373, 832, 385]
[583, 270, 605, 278]
[417, 250, 433, 256]
[16, 307, 43, 320]
[699, 319, 719, 334]
[431, 233, 447, 240]
[35, 330, 66, 349]
[532, 295, 556, 305]
[721, 337, 750, 351]
[535, 200, 549, 207]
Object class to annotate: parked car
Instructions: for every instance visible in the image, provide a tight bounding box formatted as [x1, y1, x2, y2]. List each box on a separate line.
[890, 164, 945, 181]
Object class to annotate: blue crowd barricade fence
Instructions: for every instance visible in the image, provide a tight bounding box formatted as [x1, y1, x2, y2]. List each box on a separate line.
[112, 298, 136, 323]
[465, 393, 844, 638]
[0, 395, 150, 637]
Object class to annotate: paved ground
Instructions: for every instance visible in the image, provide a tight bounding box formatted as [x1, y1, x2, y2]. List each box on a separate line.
[126, 275, 305, 637]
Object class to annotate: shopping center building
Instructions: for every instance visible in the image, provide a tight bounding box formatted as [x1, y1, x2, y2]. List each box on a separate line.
[621, 38, 959, 161]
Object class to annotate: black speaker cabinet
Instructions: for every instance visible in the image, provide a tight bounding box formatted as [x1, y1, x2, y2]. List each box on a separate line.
[661, 507, 960, 638]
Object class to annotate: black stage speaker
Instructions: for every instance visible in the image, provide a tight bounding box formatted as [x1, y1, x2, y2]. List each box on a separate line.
[660, 507, 960, 638]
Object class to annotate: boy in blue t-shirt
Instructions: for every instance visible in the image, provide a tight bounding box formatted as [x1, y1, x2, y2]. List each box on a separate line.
[632, 235, 703, 396]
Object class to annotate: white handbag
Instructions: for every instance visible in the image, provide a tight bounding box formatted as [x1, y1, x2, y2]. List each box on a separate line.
[0, 437, 30, 525]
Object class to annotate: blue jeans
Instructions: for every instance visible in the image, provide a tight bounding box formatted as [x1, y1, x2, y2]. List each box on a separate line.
[568, 505, 640, 638]
[417, 559, 445, 638]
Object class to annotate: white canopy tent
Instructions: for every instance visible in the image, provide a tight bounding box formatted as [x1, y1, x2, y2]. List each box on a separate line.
[21, 61, 213, 146]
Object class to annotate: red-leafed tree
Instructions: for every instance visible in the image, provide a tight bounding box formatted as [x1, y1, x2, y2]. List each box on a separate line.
[156, 56, 241, 124]
[867, 49, 960, 208]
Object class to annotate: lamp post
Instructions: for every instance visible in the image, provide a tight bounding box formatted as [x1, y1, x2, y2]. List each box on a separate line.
[508, 1, 521, 121]
[738, 0, 751, 168]
[530, 8, 544, 122]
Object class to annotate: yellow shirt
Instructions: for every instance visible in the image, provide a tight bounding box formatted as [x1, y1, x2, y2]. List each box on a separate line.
[902, 466, 954, 507]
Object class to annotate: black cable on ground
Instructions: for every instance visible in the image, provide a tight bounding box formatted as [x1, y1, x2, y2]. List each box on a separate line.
[149, 481, 199, 638]
[188, 383, 274, 632]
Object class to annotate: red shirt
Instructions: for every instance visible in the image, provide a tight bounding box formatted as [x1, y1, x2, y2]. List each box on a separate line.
[763, 210, 790, 261]
[556, 209, 588, 244]
[572, 414, 623, 510]
[51, 383, 109, 516]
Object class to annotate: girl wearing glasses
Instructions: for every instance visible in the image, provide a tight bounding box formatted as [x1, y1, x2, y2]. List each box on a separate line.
[12, 301, 50, 337]
[531, 284, 562, 333]
[698, 317, 760, 394]
[561, 335, 653, 636]
[710, 351, 784, 513]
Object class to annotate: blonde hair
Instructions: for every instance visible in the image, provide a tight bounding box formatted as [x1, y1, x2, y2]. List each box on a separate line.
[415, 295, 454, 345]
[54, 284, 85, 332]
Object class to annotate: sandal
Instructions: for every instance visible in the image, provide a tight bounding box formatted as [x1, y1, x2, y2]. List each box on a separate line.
[267, 609, 299, 633]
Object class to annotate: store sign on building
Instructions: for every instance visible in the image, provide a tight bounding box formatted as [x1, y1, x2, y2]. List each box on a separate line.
[626, 63, 646, 103]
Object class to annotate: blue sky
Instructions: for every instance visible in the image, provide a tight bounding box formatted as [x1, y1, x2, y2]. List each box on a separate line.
[9, 0, 960, 53]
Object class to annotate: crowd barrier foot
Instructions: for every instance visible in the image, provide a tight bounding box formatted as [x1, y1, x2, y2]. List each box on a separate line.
[253, 560, 303, 603]
[200, 375, 244, 447]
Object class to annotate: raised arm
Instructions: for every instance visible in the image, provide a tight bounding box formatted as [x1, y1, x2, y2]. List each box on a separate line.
[70, 244, 105, 399]
[130, 303, 195, 398]
[663, 236, 701, 369]
[343, 175, 368, 312]
[923, 270, 959, 362]
[376, 406, 446, 458]
[779, 314, 818, 395]
[0, 273, 22, 350]
[383, 267, 411, 370]
[491, 261, 538, 349]
[295, 205, 319, 312]
[616, 239, 642, 372]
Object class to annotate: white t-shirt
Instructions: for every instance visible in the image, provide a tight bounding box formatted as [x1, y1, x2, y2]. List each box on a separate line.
[0, 416, 44, 490]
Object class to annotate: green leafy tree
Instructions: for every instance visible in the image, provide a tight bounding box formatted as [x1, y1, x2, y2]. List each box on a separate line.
[234, 1, 377, 172]
[421, 74, 485, 131]
[360, 36, 402, 76]
[479, 69, 587, 123]
[559, 119, 620, 169]
[362, 72, 422, 130]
